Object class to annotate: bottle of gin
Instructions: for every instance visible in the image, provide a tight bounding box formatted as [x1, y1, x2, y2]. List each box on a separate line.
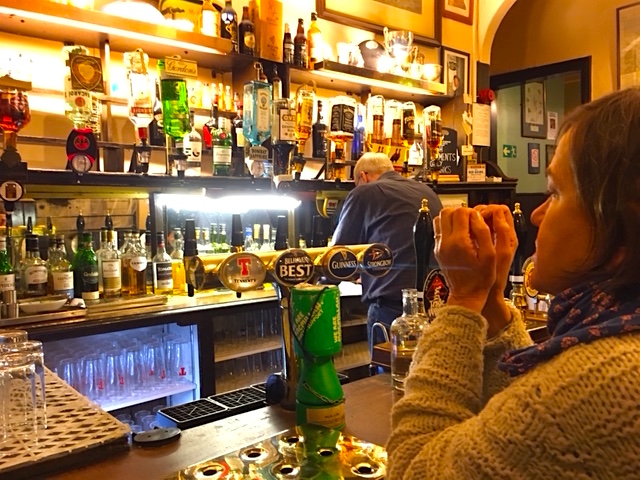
[183, 110, 203, 176]
[100, 229, 122, 299]
[20, 235, 48, 299]
[153, 232, 174, 295]
[48, 235, 74, 299]
[0, 236, 16, 295]
[213, 117, 232, 176]
[125, 230, 147, 296]
[390, 288, 425, 391]
[73, 232, 99, 302]
[243, 62, 273, 147]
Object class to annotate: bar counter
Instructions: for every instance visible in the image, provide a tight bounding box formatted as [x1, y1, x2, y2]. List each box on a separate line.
[50, 375, 396, 480]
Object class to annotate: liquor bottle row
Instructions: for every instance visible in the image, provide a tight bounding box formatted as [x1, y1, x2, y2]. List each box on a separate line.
[0, 229, 182, 304]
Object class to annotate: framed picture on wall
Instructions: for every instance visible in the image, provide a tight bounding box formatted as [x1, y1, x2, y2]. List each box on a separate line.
[528, 143, 541, 175]
[522, 82, 547, 138]
[442, 0, 473, 25]
[617, 3, 640, 89]
[442, 48, 469, 97]
[317, 0, 441, 46]
[545, 144, 557, 175]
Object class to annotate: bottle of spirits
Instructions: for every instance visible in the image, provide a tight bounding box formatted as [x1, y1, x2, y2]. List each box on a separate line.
[231, 102, 245, 174]
[203, 102, 219, 151]
[153, 232, 174, 295]
[100, 229, 122, 299]
[95, 228, 108, 296]
[0, 236, 15, 295]
[183, 111, 203, 176]
[271, 65, 295, 175]
[149, 78, 165, 147]
[200, 0, 220, 37]
[170, 229, 186, 295]
[63, 45, 92, 129]
[312, 100, 327, 158]
[19, 235, 47, 299]
[243, 62, 273, 146]
[157, 60, 190, 141]
[48, 235, 74, 299]
[390, 288, 425, 391]
[239, 6, 256, 56]
[283, 23, 294, 65]
[213, 117, 233, 176]
[73, 232, 99, 303]
[119, 230, 133, 295]
[126, 231, 148, 296]
[402, 102, 416, 142]
[145, 230, 153, 294]
[294, 83, 315, 161]
[351, 110, 366, 161]
[124, 49, 154, 164]
[294, 19, 308, 68]
[221, 0, 239, 53]
[307, 12, 323, 65]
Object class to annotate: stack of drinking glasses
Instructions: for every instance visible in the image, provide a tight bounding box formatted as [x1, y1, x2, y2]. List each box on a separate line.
[0, 329, 47, 444]
[114, 404, 165, 434]
[44, 329, 194, 409]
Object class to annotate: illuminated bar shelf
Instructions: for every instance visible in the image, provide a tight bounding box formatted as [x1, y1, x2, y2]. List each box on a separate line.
[215, 337, 283, 363]
[100, 380, 196, 412]
[0, 0, 248, 72]
[290, 61, 451, 105]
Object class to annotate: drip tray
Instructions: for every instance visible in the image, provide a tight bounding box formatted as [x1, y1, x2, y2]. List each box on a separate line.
[175, 426, 387, 479]
[208, 386, 266, 416]
[157, 385, 267, 430]
[156, 399, 228, 430]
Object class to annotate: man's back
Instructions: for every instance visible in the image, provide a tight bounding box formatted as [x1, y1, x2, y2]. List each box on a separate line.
[332, 170, 442, 304]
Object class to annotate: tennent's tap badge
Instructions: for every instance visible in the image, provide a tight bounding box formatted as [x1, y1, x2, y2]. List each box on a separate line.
[218, 253, 267, 292]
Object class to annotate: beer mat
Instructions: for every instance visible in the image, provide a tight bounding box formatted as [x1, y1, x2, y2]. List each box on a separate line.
[0, 306, 86, 328]
[0, 369, 130, 480]
[86, 294, 167, 314]
[167, 426, 387, 479]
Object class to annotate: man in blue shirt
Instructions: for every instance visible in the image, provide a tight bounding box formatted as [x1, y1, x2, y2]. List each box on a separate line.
[332, 153, 442, 352]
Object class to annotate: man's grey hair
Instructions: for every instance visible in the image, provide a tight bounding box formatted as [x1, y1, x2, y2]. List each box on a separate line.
[353, 153, 394, 179]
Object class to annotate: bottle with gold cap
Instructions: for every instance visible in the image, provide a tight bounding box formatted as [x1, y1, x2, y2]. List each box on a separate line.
[509, 202, 528, 313]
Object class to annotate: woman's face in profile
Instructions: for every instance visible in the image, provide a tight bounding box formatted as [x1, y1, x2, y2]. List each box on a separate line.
[530, 132, 596, 294]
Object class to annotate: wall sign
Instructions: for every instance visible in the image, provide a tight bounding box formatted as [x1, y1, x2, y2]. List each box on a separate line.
[528, 143, 541, 175]
[522, 82, 546, 139]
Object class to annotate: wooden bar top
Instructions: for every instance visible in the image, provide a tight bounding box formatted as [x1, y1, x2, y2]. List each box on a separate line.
[50, 374, 398, 480]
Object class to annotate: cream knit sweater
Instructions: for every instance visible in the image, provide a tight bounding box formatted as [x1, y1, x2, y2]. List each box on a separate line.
[386, 305, 640, 479]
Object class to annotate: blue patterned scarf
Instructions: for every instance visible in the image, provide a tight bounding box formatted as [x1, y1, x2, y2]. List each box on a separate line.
[498, 281, 640, 377]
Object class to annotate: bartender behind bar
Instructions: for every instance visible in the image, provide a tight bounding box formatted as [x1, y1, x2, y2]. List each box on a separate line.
[332, 153, 442, 351]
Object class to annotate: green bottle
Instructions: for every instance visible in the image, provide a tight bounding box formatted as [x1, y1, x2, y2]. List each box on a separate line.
[157, 59, 190, 140]
[213, 117, 232, 176]
[0, 235, 15, 294]
[73, 232, 99, 302]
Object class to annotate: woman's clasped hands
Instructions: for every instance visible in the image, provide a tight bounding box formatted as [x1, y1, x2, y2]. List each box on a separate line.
[434, 205, 518, 337]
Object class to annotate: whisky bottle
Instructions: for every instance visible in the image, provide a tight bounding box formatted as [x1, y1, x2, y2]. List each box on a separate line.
[95, 228, 108, 296]
[153, 232, 174, 295]
[145, 230, 153, 294]
[20, 235, 48, 299]
[171, 229, 186, 294]
[48, 235, 74, 299]
[126, 230, 147, 296]
[295, 83, 315, 158]
[100, 229, 122, 299]
[283, 23, 294, 65]
[73, 232, 99, 302]
[221, 0, 239, 53]
[120, 230, 133, 295]
[238, 6, 256, 56]
[312, 100, 327, 159]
